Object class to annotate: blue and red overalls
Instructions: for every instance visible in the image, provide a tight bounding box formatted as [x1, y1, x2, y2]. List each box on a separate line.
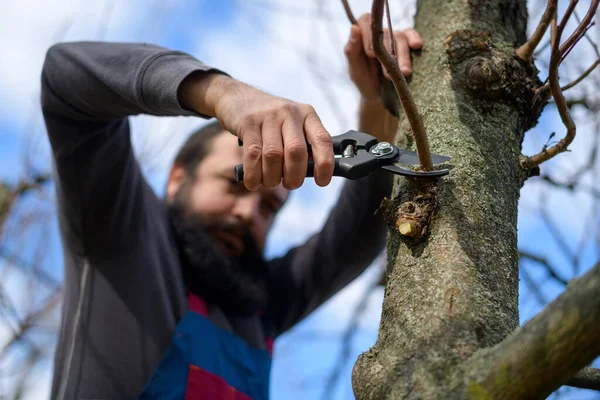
[140, 293, 274, 400]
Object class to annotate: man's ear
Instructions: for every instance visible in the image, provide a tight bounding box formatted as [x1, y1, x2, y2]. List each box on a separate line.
[166, 164, 187, 202]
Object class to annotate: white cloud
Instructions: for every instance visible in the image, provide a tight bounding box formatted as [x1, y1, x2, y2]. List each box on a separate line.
[1, 0, 122, 121]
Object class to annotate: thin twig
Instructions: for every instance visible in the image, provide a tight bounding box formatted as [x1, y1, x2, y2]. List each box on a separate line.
[528, 0, 599, 145]
[384, 0, 396, 57]
[533, 38, 552, 57]
[519, 251, 569, 285]
[559, 0, 600, 55]
[560, 22, 596, 65]
[562, 59, 600, 91]
[539, 203, 577, 266]
[0, 247, 60, 289]
[557, 0, 579, 38]
[574, 9, 600, 57]
[541, 174, 600, 199]
[562, 98, 595, 109]
[341, 0, 358, 25]
[515, 0, 557, 61]
[0, 289, 61, 357]
[371, 0, 433, 170]
[519, 264, 549, 305]
[523, 11, 577, 169]
[320, 273, 381, 400]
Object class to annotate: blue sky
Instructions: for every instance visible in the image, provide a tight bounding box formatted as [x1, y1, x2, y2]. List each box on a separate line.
[0, 0, 599, 399]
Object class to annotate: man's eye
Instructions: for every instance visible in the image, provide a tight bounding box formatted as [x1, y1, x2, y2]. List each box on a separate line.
[225, 178, 249, 194]
[261, 201, 280, 215]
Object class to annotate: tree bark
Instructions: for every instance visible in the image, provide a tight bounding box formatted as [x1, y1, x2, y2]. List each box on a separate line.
[349, 0, 568, 398]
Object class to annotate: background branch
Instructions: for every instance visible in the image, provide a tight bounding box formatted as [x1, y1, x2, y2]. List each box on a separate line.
[561, 58, 600, 91]
[559, 0, 600, 55]
[515, 0, 556, 61]
[523, 0, 599, 169]
[320, 275, 380, 400]
[519, 251, 569, 285]
[466, 261, 600, 398]
[523, 11, 575, 169]
[341, 0, 357, 25]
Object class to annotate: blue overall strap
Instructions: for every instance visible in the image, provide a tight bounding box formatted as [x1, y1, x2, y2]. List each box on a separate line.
[140, 293, 272, 400]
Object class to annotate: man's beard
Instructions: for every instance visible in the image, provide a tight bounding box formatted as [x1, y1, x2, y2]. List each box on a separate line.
[167, 197, 269, 317]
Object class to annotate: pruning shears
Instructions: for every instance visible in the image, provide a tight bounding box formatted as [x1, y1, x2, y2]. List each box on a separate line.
[234, 129, 451, 182]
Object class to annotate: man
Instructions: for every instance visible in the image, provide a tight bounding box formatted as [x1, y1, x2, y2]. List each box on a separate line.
[42, 13, 422, 400]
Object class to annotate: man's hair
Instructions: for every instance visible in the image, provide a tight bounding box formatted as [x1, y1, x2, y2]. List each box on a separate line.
[174, 120, 226, 176]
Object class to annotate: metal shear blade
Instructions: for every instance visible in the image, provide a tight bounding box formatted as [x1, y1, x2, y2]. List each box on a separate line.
[395, 149, 451, 166]
[380, 163, 450, 178]
[383, 149, 451, 178]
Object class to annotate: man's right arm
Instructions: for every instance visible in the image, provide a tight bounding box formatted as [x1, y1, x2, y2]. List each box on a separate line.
[42, 41, 337, 259]
[41, 42, 224, 259]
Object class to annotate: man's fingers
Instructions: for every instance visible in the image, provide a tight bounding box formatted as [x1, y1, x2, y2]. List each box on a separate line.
[281, 112, 308, 190]
[261, 119, 284, 189]
[344, 25, 363, 60]
[303, 111, 334, 187]
[403, 28, 423, 50]
[241, 123, 263, 191]
[394, 32, 412, 77]
[357, 14, 375, 58]
[346, 25, 374, 86]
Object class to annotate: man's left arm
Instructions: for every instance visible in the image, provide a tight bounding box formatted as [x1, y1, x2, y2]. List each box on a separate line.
[266, 170, 392, 334]
[266, 16, 423, 335]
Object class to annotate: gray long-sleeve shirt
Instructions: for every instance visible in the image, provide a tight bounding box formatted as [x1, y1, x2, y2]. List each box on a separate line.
[41, 41, 392, 399]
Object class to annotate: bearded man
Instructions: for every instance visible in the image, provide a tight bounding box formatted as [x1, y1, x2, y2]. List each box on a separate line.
[42, 14, 423, 400]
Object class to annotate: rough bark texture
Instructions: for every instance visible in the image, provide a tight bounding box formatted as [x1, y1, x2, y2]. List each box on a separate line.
[465, 262, 600, 399]
[351, 0, 547, 398]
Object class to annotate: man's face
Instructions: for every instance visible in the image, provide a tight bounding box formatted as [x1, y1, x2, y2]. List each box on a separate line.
[166, 131, 289, 257]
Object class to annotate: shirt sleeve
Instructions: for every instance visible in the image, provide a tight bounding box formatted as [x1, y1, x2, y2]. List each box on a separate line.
[41, 41, 223, 261]
[266, 171, 393, 335]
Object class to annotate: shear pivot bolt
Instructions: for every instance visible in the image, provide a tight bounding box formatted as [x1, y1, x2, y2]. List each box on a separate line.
[371, 142, 393, 156]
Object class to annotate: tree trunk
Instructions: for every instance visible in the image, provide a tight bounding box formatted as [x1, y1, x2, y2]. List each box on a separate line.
[352, 0, 545, 397]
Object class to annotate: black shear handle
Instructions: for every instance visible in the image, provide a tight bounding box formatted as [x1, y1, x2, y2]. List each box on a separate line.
[234, 151, 378, 182]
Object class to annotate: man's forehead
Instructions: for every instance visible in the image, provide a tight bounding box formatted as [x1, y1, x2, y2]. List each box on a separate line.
[210, 131, 244, 160]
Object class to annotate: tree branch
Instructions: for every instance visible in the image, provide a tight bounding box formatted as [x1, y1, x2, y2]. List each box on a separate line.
[573, 8, 600, 58]
[541, 174, 600, 199]
[515, 0, 557, 61]
[465, 261, 600, 398]
[566, 367, 600, 390]
[559, 0, 599, 56]
[0, 289, 61, 357]
[384, 0, 396, 57]
[523, 12, 576, 169]
[561, 59, 600, 92]
[371, 0, 433, 170]
[524, 0, 599, 169]
[519, 251, 569, 285]
[0, 175, 51, 233]
[519, 264, 549, 305]
[341, 0, 357, 25]
[320, 275, 380, 400]
[559, 22, 595, 66]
